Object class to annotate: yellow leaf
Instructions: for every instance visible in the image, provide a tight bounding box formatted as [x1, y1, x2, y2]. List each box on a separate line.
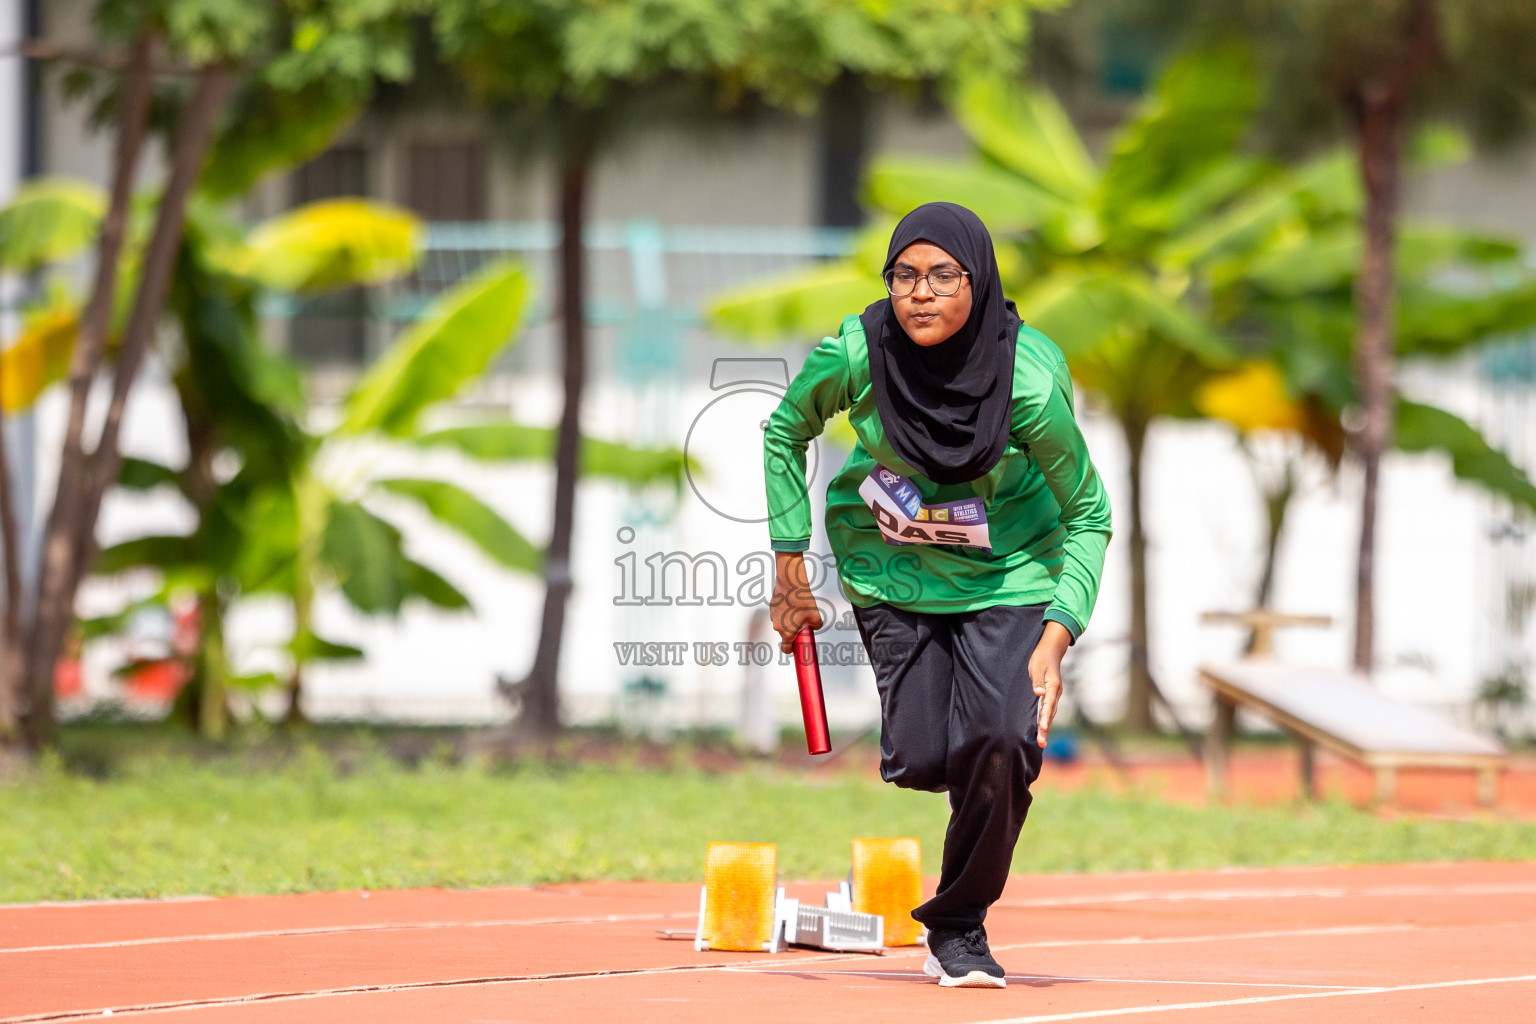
[2, 305, 77, 412]
[224, 199, 421, 292]
[1195, 362, 1305, 433]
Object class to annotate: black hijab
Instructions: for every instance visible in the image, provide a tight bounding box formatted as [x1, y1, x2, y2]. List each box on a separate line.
[860, 202, 1019, 486]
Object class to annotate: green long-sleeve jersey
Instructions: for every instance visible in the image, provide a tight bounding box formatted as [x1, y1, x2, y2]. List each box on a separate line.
[763, 314, 1112, 641]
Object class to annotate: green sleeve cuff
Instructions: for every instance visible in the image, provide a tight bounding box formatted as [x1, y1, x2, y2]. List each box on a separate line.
[1043, 609, 1083, 644]
[771, 539, 810, 553]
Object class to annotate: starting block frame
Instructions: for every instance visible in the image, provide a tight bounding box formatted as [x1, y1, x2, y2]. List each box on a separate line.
[685, 838, 927, 954]
[691, 880, 886, 954]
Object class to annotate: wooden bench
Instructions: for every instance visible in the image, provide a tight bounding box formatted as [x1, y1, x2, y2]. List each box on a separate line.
[1199, 612, 1507, 806]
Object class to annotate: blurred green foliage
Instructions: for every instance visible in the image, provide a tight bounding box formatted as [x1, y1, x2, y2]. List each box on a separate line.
[85, 207, 687, 735]
[432, 0, 1044, 113]
[4, 747, 1533, 902]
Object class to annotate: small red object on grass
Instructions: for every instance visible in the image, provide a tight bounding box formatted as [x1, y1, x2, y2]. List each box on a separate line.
[794, 625, 831, 755]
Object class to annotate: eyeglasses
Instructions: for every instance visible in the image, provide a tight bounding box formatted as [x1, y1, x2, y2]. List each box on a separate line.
[883, 268, 969, 297]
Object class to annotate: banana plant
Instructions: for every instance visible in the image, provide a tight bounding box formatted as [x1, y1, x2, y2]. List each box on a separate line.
[1193, 153, 1536, 625]
[93, 198, 687, 736]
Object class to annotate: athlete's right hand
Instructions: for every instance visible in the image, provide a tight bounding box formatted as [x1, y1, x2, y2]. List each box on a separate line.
[771, 552, 823, 653]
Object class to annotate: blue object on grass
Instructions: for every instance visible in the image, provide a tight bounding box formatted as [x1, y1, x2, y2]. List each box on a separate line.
[1044, 727, 1079, 764]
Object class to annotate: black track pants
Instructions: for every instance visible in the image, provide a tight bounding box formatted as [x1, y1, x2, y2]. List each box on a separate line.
[852, 601, 1047, 932]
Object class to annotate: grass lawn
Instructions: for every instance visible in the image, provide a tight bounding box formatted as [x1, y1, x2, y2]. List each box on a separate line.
[4, 731, 1535, 903]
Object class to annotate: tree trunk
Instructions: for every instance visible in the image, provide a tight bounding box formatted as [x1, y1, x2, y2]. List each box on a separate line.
[19, 33, 155, 750]
[517, 145, 591, 737]
[197, 586, 230, 740]
[1349, 101, 1403, 675]
[1123, 417, 1153, 733]
[26, 61, 232, 748]
[284, 478, 321, 728]
[1345, 0, 1439, 675]
[0, 406, 20, 742]
[1246, 458, 1296, 656]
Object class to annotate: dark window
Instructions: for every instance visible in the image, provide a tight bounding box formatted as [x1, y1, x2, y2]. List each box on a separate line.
[817, 76, 868, 228]
[404, 141, 486, 221]
[289, 147, 370, 364]
[292, 146, 369, 203]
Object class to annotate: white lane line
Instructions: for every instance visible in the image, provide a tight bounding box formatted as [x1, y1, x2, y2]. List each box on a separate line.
[0, 896, 215, 911]
[15, 880, 1531, 955]
[0, 950, 866, 1024]
[982, 922, 1423, 955]
[962, 973, 1536, 1024]
[0, 913, 682, 955]
[991, 881, 1536, 911]
[0, 921, 1445, 1022]
[723, 968, 1374, 991]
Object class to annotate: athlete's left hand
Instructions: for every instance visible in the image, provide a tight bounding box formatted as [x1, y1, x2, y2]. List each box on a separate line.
[1030, 622, 1073, 748]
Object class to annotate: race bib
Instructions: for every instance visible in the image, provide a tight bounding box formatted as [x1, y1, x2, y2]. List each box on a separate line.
[858, 465, 991, 552]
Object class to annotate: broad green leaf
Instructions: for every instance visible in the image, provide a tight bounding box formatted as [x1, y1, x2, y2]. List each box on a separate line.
[374, 477, 542, 573]
[1097, 42, 1258, 225]
[1396, 400, 1536, 513]
[119, 457, 185, 493]
[95, 535, 199, 575]
[1017, 269, 1232, 365]
[414, 422, 689, 487]
[707, 261, 880, 342]
[0, 177, 105, 272]
[340, 260, 528, 437]
[949, 75, 1097, 202]
[1244, 223, 1523, 296]
[1128, 156, 1270, 241]
[321, 500, 410, 614]
[200, 82, 359, 200]
[1, 304, 76, 412]
[228, 672, 283, 692]
[223, 199, 421, 292]
[287, 633, 365, 662]
[866, 158, 1068, 235]
[401, 559, 471, 610]
[1013, 271, 1124, 356]
[1398, 281, 1536, 357]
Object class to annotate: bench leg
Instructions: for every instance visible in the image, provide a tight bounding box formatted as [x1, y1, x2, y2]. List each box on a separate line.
[1206, 695, 1235, 801]
[1374, 766, 1396, 804]
[1477, 767, 1499, 808]
[1298, 740, 1316, 802]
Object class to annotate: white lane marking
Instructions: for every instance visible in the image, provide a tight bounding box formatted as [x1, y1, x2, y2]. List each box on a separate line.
[0, 921, 1448, 1022]
[991, 881, 1536, 911]
[723, 967, 1375, 991]
[962, 973, 1536, 1024]
[0, 950, 865, 1023]
[0, 896, 215, 911]
[1, 913, 681, 955]
[15, 880, 1530, 955]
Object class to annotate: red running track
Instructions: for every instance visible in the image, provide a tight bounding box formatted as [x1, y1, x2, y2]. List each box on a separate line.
[4, 862, 1535, 1023]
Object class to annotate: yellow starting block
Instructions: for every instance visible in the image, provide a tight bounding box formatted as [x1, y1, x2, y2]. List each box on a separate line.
[851, 837, 925, 947]
[696, 841, 781, 952]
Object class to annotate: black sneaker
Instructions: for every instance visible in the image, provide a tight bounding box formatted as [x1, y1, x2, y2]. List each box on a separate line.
[922, 925, 1007, 988]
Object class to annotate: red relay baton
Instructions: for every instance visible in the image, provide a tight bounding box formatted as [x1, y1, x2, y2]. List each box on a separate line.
[794, 625, 832, 755]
